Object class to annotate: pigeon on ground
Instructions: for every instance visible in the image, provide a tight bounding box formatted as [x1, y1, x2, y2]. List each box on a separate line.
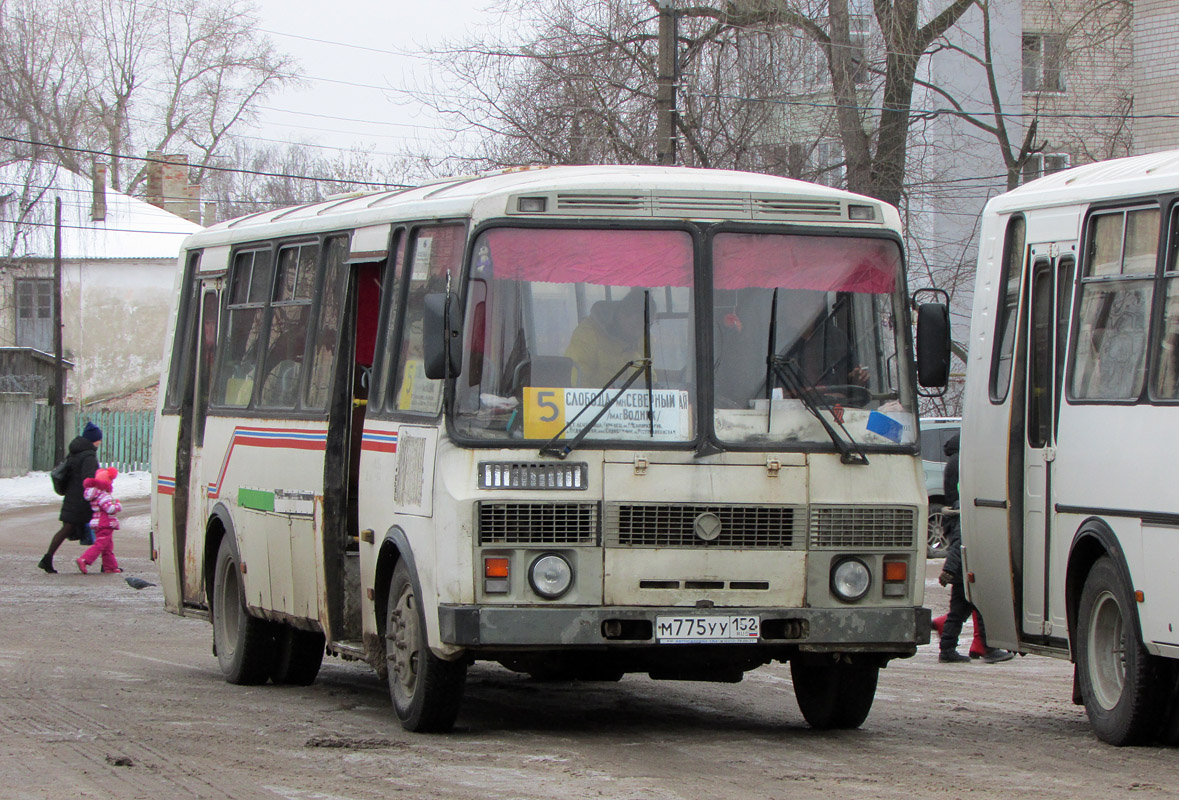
[124, 576, 156, 590]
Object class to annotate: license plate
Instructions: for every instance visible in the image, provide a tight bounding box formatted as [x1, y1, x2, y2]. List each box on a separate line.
[655, 615, 760, 644]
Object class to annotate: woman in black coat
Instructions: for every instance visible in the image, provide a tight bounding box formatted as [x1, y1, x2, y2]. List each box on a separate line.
[37, 422, 101, 573]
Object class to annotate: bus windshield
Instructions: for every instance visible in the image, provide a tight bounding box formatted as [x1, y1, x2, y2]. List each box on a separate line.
[453, 226, 697, 444]
[711, 232, 915, 447]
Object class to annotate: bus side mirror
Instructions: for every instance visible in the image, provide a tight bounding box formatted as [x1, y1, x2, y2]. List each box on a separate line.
[423, 292, 462, 380]
[915, 302, 950, 389]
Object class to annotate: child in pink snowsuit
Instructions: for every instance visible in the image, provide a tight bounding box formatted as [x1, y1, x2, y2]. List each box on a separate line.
[77, 468, 122, 574]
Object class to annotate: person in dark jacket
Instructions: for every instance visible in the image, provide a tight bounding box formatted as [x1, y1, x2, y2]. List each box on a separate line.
[936, 433, 1014, 664]
[37, 422, 102, 573]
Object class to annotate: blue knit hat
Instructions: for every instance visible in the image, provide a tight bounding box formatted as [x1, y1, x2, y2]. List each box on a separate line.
[82, 421, 103, 443]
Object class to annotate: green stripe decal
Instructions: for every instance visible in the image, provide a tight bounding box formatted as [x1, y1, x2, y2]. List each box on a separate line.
[238, 488, 275, 512]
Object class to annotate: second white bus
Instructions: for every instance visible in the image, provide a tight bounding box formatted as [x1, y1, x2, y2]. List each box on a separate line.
[961, 150, 1179, 746]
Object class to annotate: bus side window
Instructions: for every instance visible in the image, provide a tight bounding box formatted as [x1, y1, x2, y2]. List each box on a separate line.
[259, 242, 317, 409]
[1071, 208, 1158, 401]
[1152, 206, 1179, 400]
[213, 248, 272, 408]
[391, 224, 465, 414]
[304, 236, 350, 411]
[989, 215, 1025, 402]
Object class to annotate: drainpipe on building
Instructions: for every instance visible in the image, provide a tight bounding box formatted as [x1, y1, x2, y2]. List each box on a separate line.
[53, 197, 64, 463]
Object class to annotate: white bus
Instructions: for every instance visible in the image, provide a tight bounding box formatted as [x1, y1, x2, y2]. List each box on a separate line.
[151, 165, 948, 732]
[960, 150, 1179, 746]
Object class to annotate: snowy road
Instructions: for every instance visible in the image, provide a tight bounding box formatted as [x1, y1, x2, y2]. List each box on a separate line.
[2, 499, 1176, 800]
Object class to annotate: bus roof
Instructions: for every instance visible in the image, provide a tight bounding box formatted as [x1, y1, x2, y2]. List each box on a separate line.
[985, 149, 1179, 216]
[185, 165, 900, 250]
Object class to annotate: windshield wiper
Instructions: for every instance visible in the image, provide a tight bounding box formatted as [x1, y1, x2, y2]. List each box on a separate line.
[539, 357, 652, 459]
[541, 291, 655, 459]
[768, 355, 869, 465]
[764, 288, 867, 465]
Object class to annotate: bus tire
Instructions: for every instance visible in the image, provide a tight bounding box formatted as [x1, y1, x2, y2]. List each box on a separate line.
[212, 536, 277, 685]
[790, 660, 878, 730]
[385, 560, 467, 732]
[270, 626, 326, 686]
[1077, 556, 1165, 746]
[927, 502, 949, 558]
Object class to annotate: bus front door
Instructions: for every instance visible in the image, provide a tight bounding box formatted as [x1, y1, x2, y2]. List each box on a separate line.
[1019, 248, 1074, 642]
[174, 283, 221, 607]
[321, 261, 383, 643]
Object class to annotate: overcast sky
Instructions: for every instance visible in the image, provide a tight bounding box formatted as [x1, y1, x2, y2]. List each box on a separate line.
[249, 0, 505, 164]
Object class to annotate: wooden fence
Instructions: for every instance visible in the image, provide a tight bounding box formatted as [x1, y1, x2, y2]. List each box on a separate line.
[32, 407, 153, 473]
[0, 393, 36, 478]
[30, 403, 76, 473]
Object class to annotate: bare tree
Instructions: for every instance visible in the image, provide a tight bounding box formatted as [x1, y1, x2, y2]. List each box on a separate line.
[414, 0, 828, 177]
[415, 0, 978, 207]
[200, 140, 411, 222]
[0, 0, 96, 171]
[921, 0, 1132, 192]
[0, 0, 297, 194]
[132, 0, 299, 193]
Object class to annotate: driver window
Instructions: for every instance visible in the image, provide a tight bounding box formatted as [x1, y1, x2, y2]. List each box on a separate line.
[392, 225, 465, 414]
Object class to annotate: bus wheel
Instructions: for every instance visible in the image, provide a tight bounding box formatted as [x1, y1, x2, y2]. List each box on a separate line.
[212, 536, 277, 685]
[270, 626, 325, 686]
[1077, 556, 1165, 745]
[927, 503, 949, 558]
[385, 561, 467, 732]
[790, 660, 879, 730]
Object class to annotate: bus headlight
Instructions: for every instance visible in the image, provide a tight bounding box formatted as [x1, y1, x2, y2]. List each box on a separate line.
[830, 557, 871, 602]
[529, 554, 573, 599]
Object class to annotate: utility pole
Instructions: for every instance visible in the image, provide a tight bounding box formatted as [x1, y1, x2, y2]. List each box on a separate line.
[53, 197, 64, 463]
[655, 0, 678, 166]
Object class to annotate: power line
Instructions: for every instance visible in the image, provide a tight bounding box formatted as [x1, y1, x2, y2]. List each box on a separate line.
[0, 217, 195, 237]
[0, 134, 410, 188]
[689, 90, 1175, 122]
[0, 178, 310, 208]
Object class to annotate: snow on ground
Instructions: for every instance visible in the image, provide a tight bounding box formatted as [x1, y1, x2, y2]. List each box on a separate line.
[0, 471, 152, 510]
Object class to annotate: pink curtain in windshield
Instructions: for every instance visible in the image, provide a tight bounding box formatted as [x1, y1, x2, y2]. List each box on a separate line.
[714, 233, 899, 293]
[479, 228, 693, 286]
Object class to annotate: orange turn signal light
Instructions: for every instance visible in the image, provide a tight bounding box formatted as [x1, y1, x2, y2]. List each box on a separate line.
[883, 561, 907, 582]
[484, 557, 510, 579]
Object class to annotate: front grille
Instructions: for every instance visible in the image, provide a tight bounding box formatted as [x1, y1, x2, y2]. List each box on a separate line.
[809, 506, 917, 549]
[478, 461, 588, 490]
[477, 502, 599, 545]
[604, 504, 800, 548]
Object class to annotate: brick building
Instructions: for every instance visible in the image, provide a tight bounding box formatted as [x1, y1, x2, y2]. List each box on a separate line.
[1131, 0, 1179, 154]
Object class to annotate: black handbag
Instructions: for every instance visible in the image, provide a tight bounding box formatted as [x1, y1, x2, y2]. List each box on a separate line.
[50, 459, 70, 495]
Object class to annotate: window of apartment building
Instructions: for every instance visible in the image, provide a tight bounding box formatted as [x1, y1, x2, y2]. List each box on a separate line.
[799, 13, 870, 87]
[1022, 153, 1071, 184]
[849, 13, 870, 85]
[812, 141, 845, 188]
[1023, 33, 1066, 93]
[14, 278, 53, 351]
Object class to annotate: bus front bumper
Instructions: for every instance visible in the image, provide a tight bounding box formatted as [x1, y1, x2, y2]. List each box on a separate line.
[438, 604, 930, 653]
